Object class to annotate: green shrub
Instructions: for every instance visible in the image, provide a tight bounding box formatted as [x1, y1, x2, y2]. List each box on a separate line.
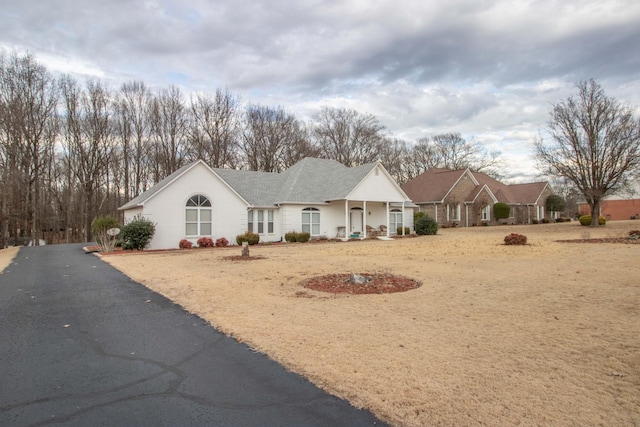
[120, 214, 156, 250]
[541, 218, 550, 224]
[415, 215, 438, 235]
[504, 233, 527, 245]
[494, 202, 510, 221]
[579, 215, 606, 226]
[285, 231, 311, 243]
[296, 231, 311, 242]
[414, 211, 426, 224]
[236, 231, 260, 245]
[396, 226, 410, 235]
[532, 219, 539, 224]
[91, 215, 121, 252]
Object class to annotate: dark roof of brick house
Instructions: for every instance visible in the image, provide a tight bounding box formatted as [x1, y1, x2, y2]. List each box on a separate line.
[402, 168, 550, 205]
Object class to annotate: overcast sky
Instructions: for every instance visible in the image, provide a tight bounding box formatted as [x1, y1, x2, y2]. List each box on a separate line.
[2, 0, 639, 182]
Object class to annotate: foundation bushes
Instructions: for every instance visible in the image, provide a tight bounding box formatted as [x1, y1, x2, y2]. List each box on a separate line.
[285, 231, 311, 243]
[216, 237, 229, 247]
[578, 215, 606, 226]
[179, 239, 193, 249]
[396, 226, 410, 235]
[197, 237, 214, 248]
[120, 214, 156, 250]
[504, 233, 527, 245]
[236, 231, 260, 245]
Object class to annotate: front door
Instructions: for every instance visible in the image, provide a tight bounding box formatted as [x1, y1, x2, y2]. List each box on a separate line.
[350, 208, 363, 234]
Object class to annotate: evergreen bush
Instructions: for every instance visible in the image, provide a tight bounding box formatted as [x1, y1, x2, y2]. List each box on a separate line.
[236, 231, 260, 245]
[120, 214, 156, 250]
[415, 215, 438, 235]
[579, 215, 606, 226]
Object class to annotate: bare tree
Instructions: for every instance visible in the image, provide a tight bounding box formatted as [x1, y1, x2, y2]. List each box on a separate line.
[0, 52, 57, 245]
[241, 105, 312, 172]
[535, 79, 640, 226]
[60, 76, 114, 241]
[116, 80, 153, 200]
[377, 138, 413, 184]
[150, 86, 188, 180]
[313, 107, 385, 167]
[189, 88, 241, 169]
[411, 133, 502, 178]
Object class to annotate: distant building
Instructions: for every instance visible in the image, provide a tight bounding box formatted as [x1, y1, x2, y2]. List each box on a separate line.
[402, 168, 554, 227]
[578, 183, 640, 220]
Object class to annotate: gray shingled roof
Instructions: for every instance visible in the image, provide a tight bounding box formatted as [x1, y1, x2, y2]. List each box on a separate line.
[119, 158, 382, 210]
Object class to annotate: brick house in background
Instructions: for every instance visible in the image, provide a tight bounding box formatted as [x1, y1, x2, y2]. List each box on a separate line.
[578, 182, 640, 221]
[402, 168, 554, 227]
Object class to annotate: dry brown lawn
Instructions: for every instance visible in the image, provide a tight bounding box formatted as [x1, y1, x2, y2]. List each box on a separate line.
[100, 221, 639, 426]
[0, 246, 19, 273]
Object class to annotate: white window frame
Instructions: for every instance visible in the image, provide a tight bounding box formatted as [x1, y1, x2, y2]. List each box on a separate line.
[481, 205, 490, 221]
[185, 195, 212, 236]
[302, 207, 320, 236]
[253, 209, 274, 235]
[449, 204, 460, 221]
[389, 209, 403, 233]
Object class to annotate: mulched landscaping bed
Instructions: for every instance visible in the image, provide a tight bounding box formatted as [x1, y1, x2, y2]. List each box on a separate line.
[556, 238, 640, 244]
[221, 255, 266, 261]
[301, 272, 421, 295]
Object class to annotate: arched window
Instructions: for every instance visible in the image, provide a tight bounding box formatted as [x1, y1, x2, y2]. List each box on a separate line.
[302, 207, 320, 235]
[389, 209, 403, 233]
[185, 195, 212, 236]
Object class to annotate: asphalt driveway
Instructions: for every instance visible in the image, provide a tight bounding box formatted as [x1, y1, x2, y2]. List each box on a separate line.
[0, 244, 386, 426]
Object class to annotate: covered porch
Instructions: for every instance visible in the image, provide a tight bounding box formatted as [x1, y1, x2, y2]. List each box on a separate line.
[335, 199, 412, 240]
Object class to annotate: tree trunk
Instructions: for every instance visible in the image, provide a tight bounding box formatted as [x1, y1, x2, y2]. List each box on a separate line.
[589, 199, 601, 226]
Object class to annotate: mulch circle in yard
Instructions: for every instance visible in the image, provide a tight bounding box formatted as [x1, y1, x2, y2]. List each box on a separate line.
[556, 238, 640, 244]
[222, 255, 267, 261]
[301, 272, 421, 295]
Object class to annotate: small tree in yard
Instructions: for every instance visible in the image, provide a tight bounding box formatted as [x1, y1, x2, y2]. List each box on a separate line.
[91, 215, 121, 252]
[494, 203, 510, 223]
[534, 79, 640, 226]
[120, 214, 156, 250]
[546, 194, 566, 217]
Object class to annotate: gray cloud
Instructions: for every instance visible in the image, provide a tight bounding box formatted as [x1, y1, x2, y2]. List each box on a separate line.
[2, 0, 639, 181]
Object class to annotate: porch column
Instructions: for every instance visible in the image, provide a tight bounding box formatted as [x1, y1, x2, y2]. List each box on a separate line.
[434, 203, 438, 222]
[465, 205, 469, 227]
[402, 201, 406, 235]
[386, 201, 390, 237]
[363, 200, 367, 238]
[345, 200, 349, 238]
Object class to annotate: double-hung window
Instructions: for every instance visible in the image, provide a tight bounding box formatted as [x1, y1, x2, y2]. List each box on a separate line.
[250, 209, 275, 235]
[302, 208, 320, 235]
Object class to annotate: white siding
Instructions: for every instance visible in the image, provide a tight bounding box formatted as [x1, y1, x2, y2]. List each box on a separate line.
[349, 165, 407, 202]
[126, 162, 249, 249]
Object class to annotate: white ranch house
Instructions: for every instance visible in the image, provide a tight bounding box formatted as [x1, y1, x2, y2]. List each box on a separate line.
[119, 158, 415, 250]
